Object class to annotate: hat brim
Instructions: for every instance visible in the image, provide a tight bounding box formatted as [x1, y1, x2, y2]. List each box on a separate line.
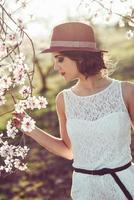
[41, 47, 108, 53]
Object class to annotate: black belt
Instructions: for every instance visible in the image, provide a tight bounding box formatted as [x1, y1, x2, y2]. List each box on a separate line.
[73, 162, 133, 200]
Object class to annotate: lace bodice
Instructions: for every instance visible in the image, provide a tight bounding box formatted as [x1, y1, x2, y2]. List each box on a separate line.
[63, 79, 132, 170]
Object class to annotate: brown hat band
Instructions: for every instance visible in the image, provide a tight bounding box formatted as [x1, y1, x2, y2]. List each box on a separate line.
[51, 41, 96, 48]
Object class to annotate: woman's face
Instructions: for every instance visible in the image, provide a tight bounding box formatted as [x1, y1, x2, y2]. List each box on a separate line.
[52, 52, 81, 82]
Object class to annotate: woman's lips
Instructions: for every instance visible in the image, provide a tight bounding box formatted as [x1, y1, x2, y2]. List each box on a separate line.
[61, 72, 65, 76]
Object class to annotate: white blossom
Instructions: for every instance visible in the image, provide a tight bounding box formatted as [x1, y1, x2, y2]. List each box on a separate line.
[126, 30, 134, 39]
[25, 96, 38, 110]
[0, 88, 4, 96]
[0, 166, 4, 171]
[0, 133, 3, 143]
[0, 0, 5, 5]
[0, 133, 3, 144]
[4, 156, 14, 172]
[11, 53, 29, 86]
[118, 19, 125, 27]
[13, 66, 26, 85]
[0, 42, 7, 58]
[14, 100, 26, 113]
[36, 96, 48, 109]
[17, 163, 28, 171]
[0, 75, 12, 90]
[6, 32, 21, 46]
[13, 159, 21, 168]
[17, 18, 24, 30]
[0, 142, 15, 158]
[19, 86, 31, 98]
[15, 53, 25, 64]
[0, 64, 5, 75]
[21, 116, 35, 132]
[128, 20, 134, 28]
[14, 145, 30, 158]
[0, 133, 3, 139]
[0, 142, 29, 172]
[0, 95, 6, 106]
[0, 133, 3, 138]
[15, 96, 48, 113]
[7, 64, 14, 72]
[14, 159, 28, 171]
[6, 120, 19, 139]
[25, 96, 48, 110]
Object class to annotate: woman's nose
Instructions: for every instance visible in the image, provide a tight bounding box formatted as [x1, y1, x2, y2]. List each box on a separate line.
[53, 64, 60, 71]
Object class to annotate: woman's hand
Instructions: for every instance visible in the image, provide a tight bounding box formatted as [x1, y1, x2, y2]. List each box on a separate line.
[12, 111, 36, 136]
[12, 112, 25, 129]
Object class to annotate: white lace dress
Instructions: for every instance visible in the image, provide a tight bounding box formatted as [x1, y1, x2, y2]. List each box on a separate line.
[63, 79, 134, 200]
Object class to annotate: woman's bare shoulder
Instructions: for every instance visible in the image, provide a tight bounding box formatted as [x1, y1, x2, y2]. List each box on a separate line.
[55, 91, 65, 113]
[121, 80, 134, 108]
[55, 90, 65, 103]
[121, 81, 134, 94]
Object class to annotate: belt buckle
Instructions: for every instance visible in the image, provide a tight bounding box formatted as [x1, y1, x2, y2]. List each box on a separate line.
[101, 168, 110, 175]
[91, 170, 95, 175]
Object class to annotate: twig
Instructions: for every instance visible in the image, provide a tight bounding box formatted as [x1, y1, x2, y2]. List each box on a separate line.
[94, 0, 134, 23]
[0, 109, 14, 117]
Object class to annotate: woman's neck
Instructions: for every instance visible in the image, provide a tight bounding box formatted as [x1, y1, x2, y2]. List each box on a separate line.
[79, 73, 108, 87]
[73, 74, 112, 95]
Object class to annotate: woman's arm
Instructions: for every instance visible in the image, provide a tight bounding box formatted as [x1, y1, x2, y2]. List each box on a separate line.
[122, 81, 134, 129]
[24, 92, 73, 160]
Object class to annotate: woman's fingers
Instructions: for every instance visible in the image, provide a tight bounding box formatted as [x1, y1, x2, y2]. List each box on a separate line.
[12, 112, 26, 128]
[12, 117, 21, 128]
[12, 112, 25, 120]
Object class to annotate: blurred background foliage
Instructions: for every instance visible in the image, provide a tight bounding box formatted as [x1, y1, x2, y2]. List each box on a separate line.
[0, 3, 134, 200]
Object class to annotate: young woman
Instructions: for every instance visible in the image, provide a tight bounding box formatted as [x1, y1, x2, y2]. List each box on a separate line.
[15, 22, 134, 199]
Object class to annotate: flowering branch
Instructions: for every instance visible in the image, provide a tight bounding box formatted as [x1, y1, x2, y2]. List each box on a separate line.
[79, 0, 134, 38]
[97, 0, 134, 27]
[0, 109, 15, 117]
[0, 0, 48, 174]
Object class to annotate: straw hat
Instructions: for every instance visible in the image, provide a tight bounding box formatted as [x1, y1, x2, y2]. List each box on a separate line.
[41, 22, 107, 53]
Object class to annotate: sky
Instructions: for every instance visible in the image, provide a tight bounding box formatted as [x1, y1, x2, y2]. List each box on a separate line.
[6, 0, 134, 37]
[7, 0, 80, 37]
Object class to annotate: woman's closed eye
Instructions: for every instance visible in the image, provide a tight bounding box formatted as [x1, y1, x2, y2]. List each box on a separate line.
[57, 56, 64, 63]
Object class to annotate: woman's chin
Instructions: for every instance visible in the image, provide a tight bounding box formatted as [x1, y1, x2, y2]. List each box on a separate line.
[62, 74, 77, 82]
[63, 76, 72, 82]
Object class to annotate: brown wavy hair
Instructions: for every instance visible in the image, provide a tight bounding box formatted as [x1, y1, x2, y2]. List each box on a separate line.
[60, 51, 107, 79]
